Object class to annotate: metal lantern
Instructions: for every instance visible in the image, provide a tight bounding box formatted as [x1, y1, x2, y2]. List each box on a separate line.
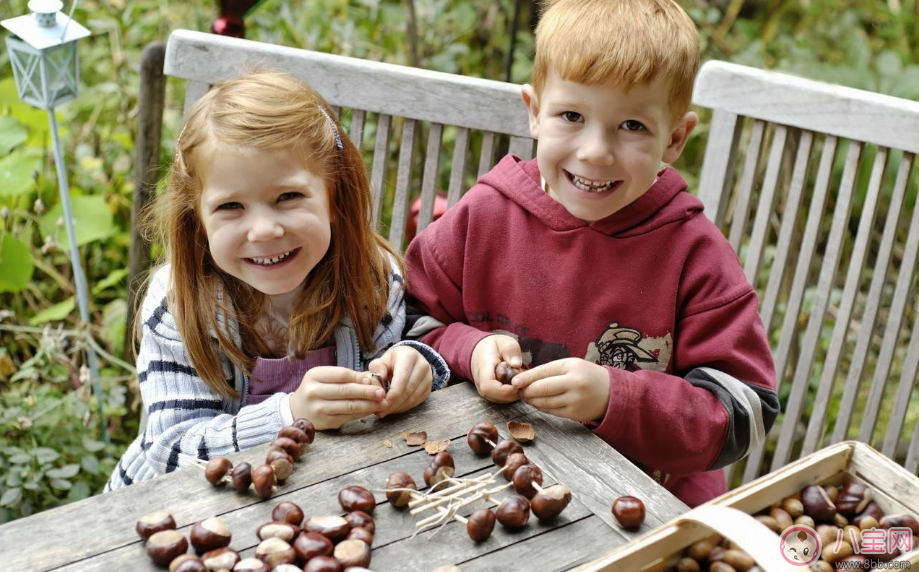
[3, 0, 107, 443]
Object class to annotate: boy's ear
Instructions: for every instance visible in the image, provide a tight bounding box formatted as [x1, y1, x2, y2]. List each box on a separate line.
[662, 111, 698, 164]
[521, 84, 541, 140]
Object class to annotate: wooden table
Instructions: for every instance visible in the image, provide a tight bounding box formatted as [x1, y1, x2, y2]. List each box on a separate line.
[2, 383, 688, 571]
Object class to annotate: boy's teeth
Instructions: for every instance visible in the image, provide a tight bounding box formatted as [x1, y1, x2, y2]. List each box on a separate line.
[571, 174, 616, 192]
[250, 249, 295, 266]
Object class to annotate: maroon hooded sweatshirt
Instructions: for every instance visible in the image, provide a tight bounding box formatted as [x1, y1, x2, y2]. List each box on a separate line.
[405, 155, 778, 507]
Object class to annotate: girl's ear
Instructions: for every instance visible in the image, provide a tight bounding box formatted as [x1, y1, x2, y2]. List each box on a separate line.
[521, 84, 541, 140]
[662, 111, 698, 164]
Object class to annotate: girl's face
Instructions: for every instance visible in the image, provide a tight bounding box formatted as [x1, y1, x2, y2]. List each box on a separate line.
[198, 146, 332, 296]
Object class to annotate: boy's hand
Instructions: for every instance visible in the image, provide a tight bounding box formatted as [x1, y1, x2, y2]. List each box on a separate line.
[470, 335, 523, 403]
[511, 358, 610, 422]
[369, 345, 433, 418]
[290, 366, 388, 430]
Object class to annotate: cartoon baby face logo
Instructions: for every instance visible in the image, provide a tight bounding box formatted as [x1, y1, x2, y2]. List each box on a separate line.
[780, 525, 822, 566]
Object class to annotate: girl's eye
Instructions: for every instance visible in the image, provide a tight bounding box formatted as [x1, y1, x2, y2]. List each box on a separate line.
[217, 202, 243, 211]
[562, 111, 583, 123]
[278, 191, 303, 202]
[621, 120, 646, 132]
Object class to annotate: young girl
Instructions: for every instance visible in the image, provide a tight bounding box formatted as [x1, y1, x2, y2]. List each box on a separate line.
[106, 71, 449, 491]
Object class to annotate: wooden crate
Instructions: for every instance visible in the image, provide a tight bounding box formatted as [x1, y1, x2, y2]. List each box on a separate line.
[576, 442, 919, 572]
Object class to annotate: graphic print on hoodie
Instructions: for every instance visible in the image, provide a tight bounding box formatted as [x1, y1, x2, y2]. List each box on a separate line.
[404, 154, 779, 508]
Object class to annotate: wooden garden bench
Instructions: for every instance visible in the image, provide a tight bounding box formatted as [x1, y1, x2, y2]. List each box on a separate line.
[130, 29, 919, 488]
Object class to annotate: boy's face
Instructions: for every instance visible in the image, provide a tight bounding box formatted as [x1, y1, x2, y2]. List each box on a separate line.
[522, 71, 697, 222]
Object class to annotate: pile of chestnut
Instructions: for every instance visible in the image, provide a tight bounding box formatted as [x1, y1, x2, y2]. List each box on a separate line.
[666, 537, 761, 572]
[752, 481, 919, 570]
[203, 418, 315, 499]
[137, 484, 381, 571]
[383, 421, 573, 543]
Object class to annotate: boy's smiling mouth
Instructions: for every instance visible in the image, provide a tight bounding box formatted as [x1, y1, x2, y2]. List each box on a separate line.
[565, 170, 622, 193]
[246, 247, 301, 267]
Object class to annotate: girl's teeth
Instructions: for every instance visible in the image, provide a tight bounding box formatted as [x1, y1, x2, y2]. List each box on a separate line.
[250, 249, 294, 266]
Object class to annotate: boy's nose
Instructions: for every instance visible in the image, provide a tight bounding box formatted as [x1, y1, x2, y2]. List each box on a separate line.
[247, 213, 284, 242]
[577, 131, 615, 166]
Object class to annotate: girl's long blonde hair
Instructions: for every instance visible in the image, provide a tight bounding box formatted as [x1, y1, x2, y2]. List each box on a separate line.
[144, 70, 401, 397]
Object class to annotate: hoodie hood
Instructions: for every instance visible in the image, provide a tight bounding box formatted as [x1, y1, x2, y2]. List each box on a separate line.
[478, 154, 704, 237]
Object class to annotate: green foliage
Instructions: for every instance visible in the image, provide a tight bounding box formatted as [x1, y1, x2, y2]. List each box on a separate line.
[1, 0, 917, 522]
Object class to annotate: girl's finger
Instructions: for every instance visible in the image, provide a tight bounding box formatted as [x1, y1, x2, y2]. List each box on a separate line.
[318, 398, 387, 417]
[384, 349, 416, 407]
[307, 366, 368, 385]
[367, 358, 391, 382]
[310, 381, 386, 402]
[394, 360, 431, 413]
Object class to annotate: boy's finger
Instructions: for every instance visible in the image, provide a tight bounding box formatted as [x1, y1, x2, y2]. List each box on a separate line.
[523, 391, 568, 411]
[511, 360, 567, 389]
[519, 376, 567, 399]
[480, 378, 519, 403]
[311, 382, 386, 402]
[495, 336, 523, 368]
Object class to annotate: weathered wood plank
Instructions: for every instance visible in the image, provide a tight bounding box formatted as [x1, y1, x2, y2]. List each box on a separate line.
[388, 119, 417, 251]
[182, 80, 209, 117]
[743, 124, 788, 286]
[697, 109, 743, 227]
[417, 122, 444, 234]
[694, 60, 919, 154]
[508, 135, 535, 160]
[370, 113, 393, 230]
[478, 132, 497, 178]
[348, 108, 366, 150]
[447, 128, 471, 207]
[165, 30, 531, 138]
[727, 120, 766, 253]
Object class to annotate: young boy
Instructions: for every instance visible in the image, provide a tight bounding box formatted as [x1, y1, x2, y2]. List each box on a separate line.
[404, 0, 778, 507]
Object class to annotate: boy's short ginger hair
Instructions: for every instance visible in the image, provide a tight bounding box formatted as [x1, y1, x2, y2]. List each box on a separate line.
[532, 0, 700, 122]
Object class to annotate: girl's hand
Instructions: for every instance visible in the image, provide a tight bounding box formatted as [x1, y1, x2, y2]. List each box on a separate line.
[470, 335, 523, 404]
[511, 358, 610, 422]
[290, 366, 389, 430]
[369, 346, 432, 418]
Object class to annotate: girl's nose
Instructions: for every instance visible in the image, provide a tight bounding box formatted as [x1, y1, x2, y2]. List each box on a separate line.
[247, 212, 284, 242]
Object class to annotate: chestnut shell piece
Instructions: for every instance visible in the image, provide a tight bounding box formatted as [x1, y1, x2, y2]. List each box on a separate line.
[612, 495, 645, 529]
[507, 420, 535, 443]
[338, 485, 377, 514]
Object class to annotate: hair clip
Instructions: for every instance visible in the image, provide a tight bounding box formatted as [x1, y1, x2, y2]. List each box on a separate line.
[317, 105, 344, 151]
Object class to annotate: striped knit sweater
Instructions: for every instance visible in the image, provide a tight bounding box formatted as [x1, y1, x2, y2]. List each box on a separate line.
[105, 263, 449, 491]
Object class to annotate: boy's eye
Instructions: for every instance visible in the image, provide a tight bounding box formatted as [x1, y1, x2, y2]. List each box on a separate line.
[216, 202, 243, 211]
[561, 111, 583, 123]
[278, 191, 303, 202]
[621, 120, 646, 132]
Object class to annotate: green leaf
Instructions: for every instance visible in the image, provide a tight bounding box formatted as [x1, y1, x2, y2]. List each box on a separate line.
[8, 453, 31, 464]
[0, 235, 34, 294]
[46, 464, 80, 479]
[81, 454, 100, 475]
[92, 267, 129, 294]
[0, 116, 28, 155]
[876, 50, 902, 78]
[28, 297, 75, 326]
[49, 479, 72, 490]
[0, 151, 39, 197]
[33, 448, 59, 464]
[0, 487, 21, 507]
[66, 481, 91, 502]
[82, 438, 105, 452]
[40, 195, 117, 249]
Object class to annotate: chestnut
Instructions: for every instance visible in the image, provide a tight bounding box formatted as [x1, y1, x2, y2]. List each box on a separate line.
[850, 501, 883, 528]
[273, 565, 304, 572]
[304, 515, 351, 543]
[530, 484, 572, 522]
[801, 484, 836, 522]
[272, 501, 305, 526]
[512, 464, 543, 499]
[466, 508, 496, 542]
[233, 558, 271, 572]
[136, 511, 177, 540]
[501, 452, 529, 481]
[339, 485, 376, 514]
[294, 531, 334, 561]
[880, 514, 919, 534]
[687, 540, 713, 560]
[347, 526, 374, 546]
[782, 497, 804, 518]
[467, 422, 499, 455]
[256, 521, 300, 543]
[266, 448, 294, 482]
[491, 439, 524, 467]
[675, 557, 700, 572]
[836, 482, 872, 516]
[204, 457, 233, 485]
[423, 451, 456, 488]
[809, 561, 832, 572]
[278, 426, 311, 454]
[271, 437, 302, 462]
[496, 494, 531, 529]
[722, 549, 755, 571]
[755, 515, 779, 533]
[859, 515, 879, 530]
[794, 515, 815, 528]
[345, 510, 376, 534]
[709, 563, 736, 572]
[386, 471, 417, 508]
[170, 555, 206, 572]
[251, 464, 277, 499]
[334, 539, 371, 568]
[769, 507, 793, 532]
[292, 418, 316, 443]
[190, 517, 232, 554]
[612, 495, 645, 529]
[304, 555, 342, 572]
[146, 529, 189, 566]
[255, 537, 297, 566]
[496, 361, 523, 384]
[199, 547, 240, 570]
[230, 462, 252, 493]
